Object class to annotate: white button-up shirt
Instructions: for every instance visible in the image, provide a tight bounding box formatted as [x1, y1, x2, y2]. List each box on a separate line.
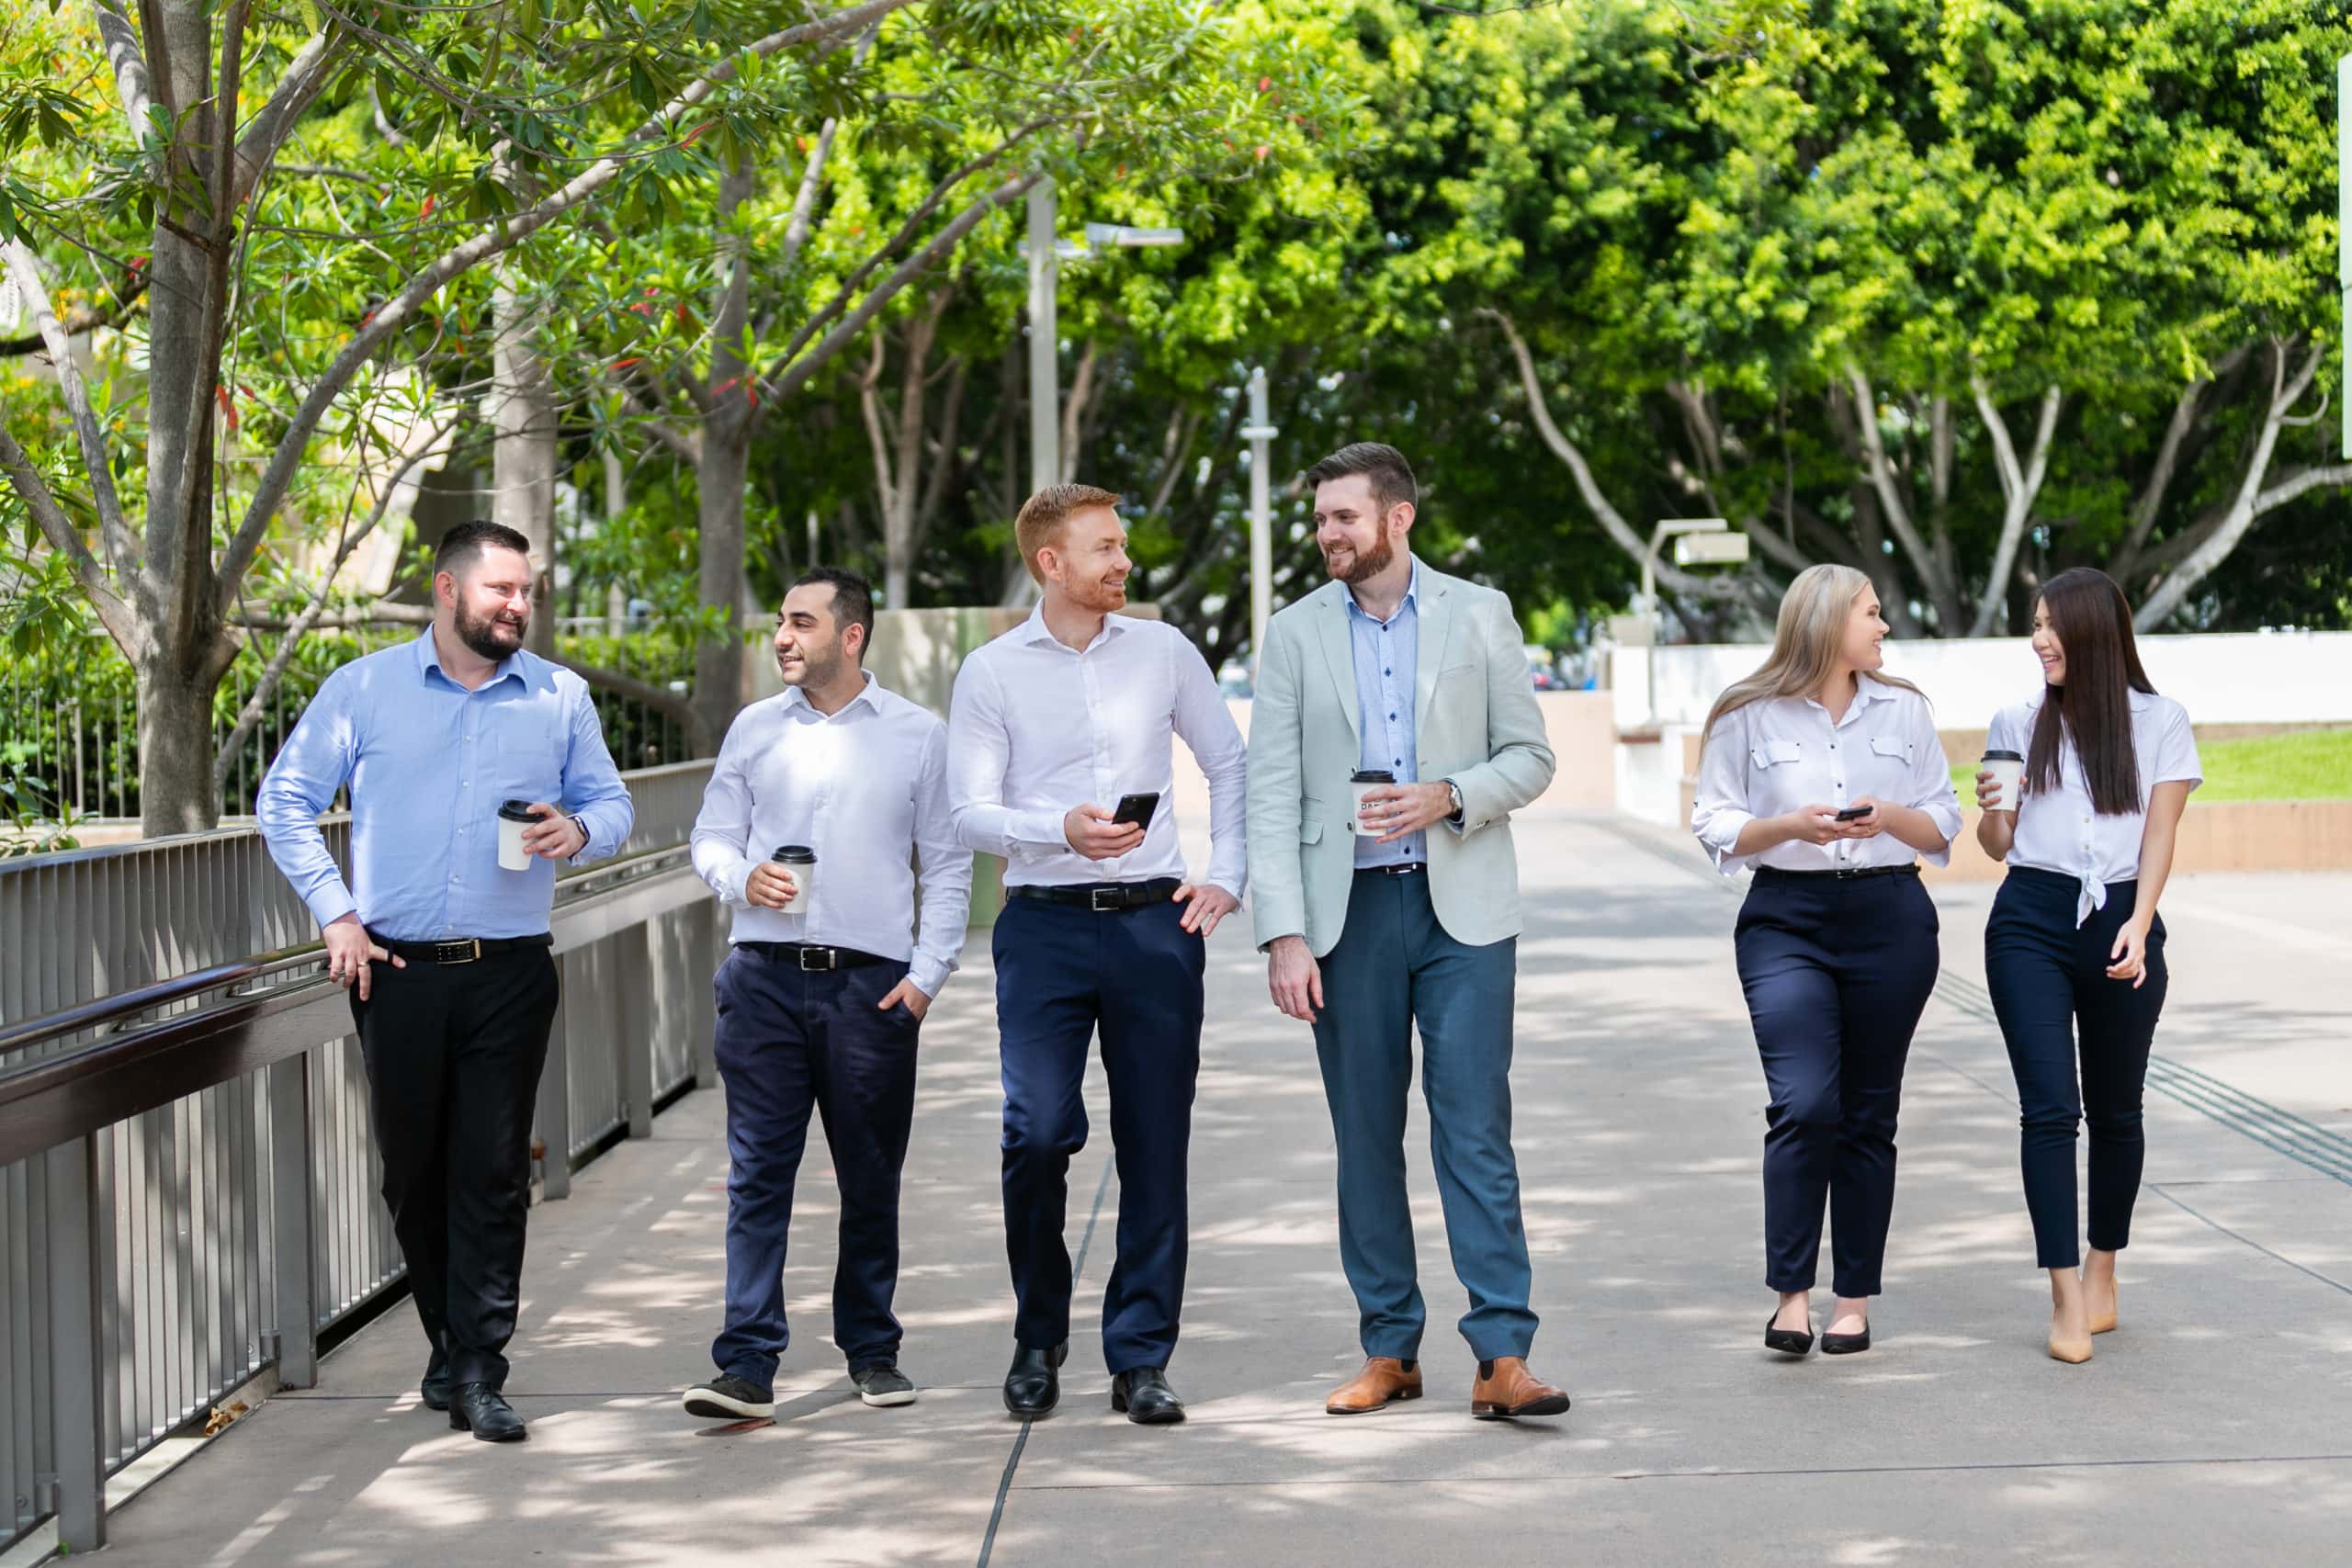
[1986, 687, 2202, 924]
[1691, 678, 1962, 876]
[947, 607, 1249, 896]
[690, 674, 972, 997]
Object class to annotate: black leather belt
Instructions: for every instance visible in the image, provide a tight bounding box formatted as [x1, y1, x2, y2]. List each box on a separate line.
[1754, 863, 1919, 883]
[740, 941, 888, 972]
[374, 932, 554, 965]
[1007, 877, 1182, 911]
[1355, 861, 1425, 877]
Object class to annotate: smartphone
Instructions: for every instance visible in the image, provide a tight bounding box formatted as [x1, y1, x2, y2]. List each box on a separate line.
[1111, 792, 1161, 829]
[1834, 804, 1874, 821]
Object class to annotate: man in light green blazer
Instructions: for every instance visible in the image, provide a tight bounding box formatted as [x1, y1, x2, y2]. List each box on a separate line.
[1248, 443, 1567, 1421]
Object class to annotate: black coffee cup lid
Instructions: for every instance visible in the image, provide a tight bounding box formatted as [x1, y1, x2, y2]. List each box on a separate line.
[774, 844, 817, 863]
[1981, 750, 2024, 762]
[498, 799, 540, 821]
[1351, 769, 1396, 783]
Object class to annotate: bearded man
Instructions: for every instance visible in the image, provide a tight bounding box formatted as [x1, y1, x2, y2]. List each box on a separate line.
[258, 520, 634, 1443]
[1244, 444, 1570, 1422]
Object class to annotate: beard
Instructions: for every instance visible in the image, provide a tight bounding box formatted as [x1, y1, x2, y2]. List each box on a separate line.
[455, 599, 527, 660]
[776, 641, 842, 689]
[1320, 529, 1396, 587]
[1069, 572, 1129, 615]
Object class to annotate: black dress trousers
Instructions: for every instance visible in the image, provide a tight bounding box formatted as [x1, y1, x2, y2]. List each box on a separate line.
[350, 942, 560, 1389]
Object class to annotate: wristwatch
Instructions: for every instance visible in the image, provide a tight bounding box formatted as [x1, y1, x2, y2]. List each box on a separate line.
[1444, 780, 1465, 826]
[569, 814, 591, 856]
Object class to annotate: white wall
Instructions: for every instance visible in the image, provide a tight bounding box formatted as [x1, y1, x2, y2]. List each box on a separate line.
[1634, 631, 2352, 731]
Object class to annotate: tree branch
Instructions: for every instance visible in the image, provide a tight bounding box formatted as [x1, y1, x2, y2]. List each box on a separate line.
[0, 272, 150, 355]
[543, 649, 696, 726]
[91, 0, 156, 140]
[229, 28, 349, 209]
[1483, 309, 1734, 599]
[0, 421, 141, 650]
[213, 0, 924, 613]
[3, 241, 141, 582]
[1966, 376, 2063, 637]
[1844, 364, 1955, 621]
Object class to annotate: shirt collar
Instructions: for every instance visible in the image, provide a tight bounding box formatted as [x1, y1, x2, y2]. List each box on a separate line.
[1804, 674, 1896, 728]
[1021, 603, 1125, 653]
[413, 626, 522, 690]
[1344, 558, 1421, 624]
[779, 670, 882, 718]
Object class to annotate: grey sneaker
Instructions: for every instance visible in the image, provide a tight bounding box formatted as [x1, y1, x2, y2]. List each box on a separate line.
[854, 1361, 918, 1408]
[683, 1372, 775, 1420]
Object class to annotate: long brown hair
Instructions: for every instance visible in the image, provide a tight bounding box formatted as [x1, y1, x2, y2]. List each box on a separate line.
[1702, 564, 1923, 739]
[2027, 568, 2154, 815]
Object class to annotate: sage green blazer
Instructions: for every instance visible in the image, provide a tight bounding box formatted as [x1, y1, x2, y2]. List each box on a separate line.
[1247, 565, 1555, 957]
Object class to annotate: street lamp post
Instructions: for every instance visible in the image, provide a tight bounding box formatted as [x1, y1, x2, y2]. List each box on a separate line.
[1239, 367, 1278, 676]
[2338, 52, 2349, 459]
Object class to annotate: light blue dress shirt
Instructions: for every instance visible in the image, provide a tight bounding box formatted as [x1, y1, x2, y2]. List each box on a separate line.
[1345, 563, 1424, 868]
[256, 630, 635, 942]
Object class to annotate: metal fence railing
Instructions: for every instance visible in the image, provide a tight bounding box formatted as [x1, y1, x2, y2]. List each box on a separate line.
[0, 761, 719, 1554]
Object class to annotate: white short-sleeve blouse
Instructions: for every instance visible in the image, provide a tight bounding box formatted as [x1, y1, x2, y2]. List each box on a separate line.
[1986, 688, 2202, 924]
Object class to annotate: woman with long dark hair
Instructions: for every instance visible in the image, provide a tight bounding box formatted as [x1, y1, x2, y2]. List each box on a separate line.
[1692, 565, 1961, 1358]
[1975, 568, 2199, 1364]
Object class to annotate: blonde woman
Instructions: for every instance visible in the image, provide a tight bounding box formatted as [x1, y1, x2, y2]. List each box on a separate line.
[1691, 566, 1962, 1357]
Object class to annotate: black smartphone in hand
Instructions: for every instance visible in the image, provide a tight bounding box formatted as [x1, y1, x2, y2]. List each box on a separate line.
[1834, 804, 1874, 821]
[1111, 791, 1161, 829]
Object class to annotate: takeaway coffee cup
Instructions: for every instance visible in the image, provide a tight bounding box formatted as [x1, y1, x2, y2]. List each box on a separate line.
[497, 799, 539, 871]
[1349, 770, 1395, 838]
[1981, 750, 2025, 813]
[773, 845, 816, 913]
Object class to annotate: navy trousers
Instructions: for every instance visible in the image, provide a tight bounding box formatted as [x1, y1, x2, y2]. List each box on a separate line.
[710, 944, 922, 1386]
[992, 895, 1205, 1374]
[1310, 869, 1535, 1362]
[1985, 865, 2167, 1269]
[1734, 869, 1939, 1297]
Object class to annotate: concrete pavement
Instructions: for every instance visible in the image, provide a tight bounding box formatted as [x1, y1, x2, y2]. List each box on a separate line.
[77, 815, 2352, 1565]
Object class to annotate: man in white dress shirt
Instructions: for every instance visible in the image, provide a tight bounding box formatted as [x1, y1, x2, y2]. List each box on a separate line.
[680, 568, 972, 1422]
[947, 484, 1248, 1425]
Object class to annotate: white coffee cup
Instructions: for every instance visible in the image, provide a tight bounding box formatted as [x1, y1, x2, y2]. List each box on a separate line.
[773, 845, 816, 913]
[1981, 750, 2024, 813]
[1349, 770, 1395, 837]
[497, 799, 538, 871]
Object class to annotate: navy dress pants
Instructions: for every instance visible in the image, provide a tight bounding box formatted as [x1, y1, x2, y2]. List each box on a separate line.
[1985, 865, 2167, 1269]
[1310, 868, 1535, 1362]
[1734, 868, 1939, 1297]
[991, 895, 1205, 1375]
[710, 944, 922, 1387]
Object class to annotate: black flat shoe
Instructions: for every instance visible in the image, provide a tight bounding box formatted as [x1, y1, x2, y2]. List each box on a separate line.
[448, 1382, 527, 1442]
[1820, 1325, 1871, 1355]
[1110, 1367, 1186, 1425]
[1003, 1341, 1068, 1417]
[1764, 1314, 1815, 1356]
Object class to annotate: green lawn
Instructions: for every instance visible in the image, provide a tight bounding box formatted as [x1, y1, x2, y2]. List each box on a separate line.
[1948, 728, 2352, 803]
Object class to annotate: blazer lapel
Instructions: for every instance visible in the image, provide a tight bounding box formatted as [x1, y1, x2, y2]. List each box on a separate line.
[1313, 582, 1363, 745]
[1412, 569, 1456, 722]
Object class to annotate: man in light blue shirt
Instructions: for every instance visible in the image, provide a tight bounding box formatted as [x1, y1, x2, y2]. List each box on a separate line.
[1344, 560, 1428, 869]
[257, 521, 632, 1444]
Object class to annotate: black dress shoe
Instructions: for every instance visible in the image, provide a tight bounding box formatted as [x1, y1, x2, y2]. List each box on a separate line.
[1110, 1367, 1186, 1425]
[1003, 1342, 1068, 1417]
[449, 1382, 527, 1442]
[1764, 1314, 1815, 1356]
[421, 1348, 451, 1411]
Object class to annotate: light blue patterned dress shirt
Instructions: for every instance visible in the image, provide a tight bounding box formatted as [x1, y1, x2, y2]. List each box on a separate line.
[1344, 562, 1424, 869]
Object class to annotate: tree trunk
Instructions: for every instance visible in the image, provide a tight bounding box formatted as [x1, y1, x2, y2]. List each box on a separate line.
[138, 640, 235, 833]
[490, 258, 559, 655]
[689, 156, 760, 755]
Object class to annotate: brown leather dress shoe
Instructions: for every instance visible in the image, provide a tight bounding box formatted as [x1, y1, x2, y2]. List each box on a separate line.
[1325, 1357, 1423, 1416]
[1468, 1357, 1570, 1420]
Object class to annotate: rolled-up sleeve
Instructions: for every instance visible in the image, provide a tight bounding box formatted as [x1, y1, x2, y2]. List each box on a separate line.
[1905, 700, 1962, 866]
[946, 656, 1067, 861]
[256, 668, 362, 930]
[561, 684, 634, 863]
[2154, 699, 2203, 791]
[909, 722, 974, 997]
[1690, 712, 1758, 877]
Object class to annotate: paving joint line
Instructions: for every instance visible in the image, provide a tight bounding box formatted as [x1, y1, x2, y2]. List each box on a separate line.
[976, 1153, 1116, 1568]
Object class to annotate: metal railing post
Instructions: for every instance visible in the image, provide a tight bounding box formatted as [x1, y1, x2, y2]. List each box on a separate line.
[43, 1132, 106, 1553]
[622, 927, 654, 1139]
[536, 1003, 573, 1201]
[268, 1047, 319, 1388]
